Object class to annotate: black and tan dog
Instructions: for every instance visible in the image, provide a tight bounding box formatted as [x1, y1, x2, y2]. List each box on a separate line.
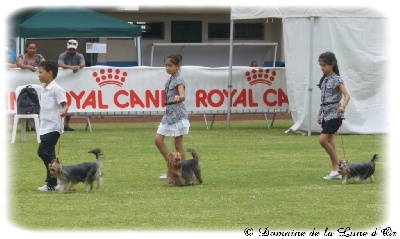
[166, 148, 203, 186]
[49, 148, 104, 193]
[338, 154, 378, 184]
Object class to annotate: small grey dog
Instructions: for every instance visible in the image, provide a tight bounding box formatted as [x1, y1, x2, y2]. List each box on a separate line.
[49, 148, 104, 193]
[338, 154, 378, 184]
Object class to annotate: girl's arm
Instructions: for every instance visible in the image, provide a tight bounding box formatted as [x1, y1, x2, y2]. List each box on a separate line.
[317, 106, 323, 124]
[174, 84, 186, 103]
[338, 83, 350, 113]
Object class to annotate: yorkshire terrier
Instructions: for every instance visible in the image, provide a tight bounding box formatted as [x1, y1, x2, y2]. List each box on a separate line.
[166, 148, 203, 186]
[338, 154, 378, 184]
[49, 148, 104, 193]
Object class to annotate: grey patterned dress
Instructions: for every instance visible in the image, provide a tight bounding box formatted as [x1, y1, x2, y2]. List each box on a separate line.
[320, 73, 344, 121]
[161, 72, 188, 125]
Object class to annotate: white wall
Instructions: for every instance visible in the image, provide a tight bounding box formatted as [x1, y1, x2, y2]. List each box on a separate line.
[103, 11, 285, 66]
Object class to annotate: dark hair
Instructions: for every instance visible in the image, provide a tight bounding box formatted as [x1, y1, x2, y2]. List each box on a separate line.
[164, 53, 183, 65]
[39, 60, 59, 79]
[25, 41, 36, 48]
[317, 51, 340, 89]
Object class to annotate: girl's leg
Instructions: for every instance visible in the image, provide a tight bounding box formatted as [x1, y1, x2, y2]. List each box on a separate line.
[174, 135, 186, 160]
[319, 133, 339, 171]
[154, 133, 169, 161]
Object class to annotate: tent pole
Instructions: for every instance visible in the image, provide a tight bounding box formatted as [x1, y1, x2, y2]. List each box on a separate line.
[17, 37, 24, 56]
[90, 38, 94, 66]
[308, 17, 315, 136]
[136, 37, 142, 66]
[227, 20, 234, 129]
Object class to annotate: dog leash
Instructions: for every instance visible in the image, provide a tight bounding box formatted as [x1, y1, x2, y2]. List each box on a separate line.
[173, 122, 178, 153]
[338, 116, 346, 160]
[57, 117, 63, 158]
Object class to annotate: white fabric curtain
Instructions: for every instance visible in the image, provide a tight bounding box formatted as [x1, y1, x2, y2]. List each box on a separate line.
[231, 6, 388, 134]
[284, 16, 388, 134]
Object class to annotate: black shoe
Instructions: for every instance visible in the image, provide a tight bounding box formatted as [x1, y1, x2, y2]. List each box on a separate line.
[64, 125, 75, 131]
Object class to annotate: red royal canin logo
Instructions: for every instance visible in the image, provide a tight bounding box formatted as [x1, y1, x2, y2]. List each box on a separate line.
[245, 68, 276, 86]
[92, 68, 128, 87]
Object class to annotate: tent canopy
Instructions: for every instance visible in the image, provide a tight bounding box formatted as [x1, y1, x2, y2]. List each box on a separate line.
[230, 7, 388, 134]
[12, 7, 141, 38]
[231, 6, 384, 19]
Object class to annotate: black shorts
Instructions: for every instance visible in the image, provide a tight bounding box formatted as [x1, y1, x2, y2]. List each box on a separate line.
[321, 118, 343, 134]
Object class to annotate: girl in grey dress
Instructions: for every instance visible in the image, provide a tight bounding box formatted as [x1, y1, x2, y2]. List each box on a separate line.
[154, 53, 190, 180]
[317, 51, 350, 180]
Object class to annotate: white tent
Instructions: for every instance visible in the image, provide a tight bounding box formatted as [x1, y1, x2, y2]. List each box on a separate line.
[230, 7, 388, 135]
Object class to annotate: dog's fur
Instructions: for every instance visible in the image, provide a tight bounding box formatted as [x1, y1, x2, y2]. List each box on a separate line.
[49, 148, 104, 193]
[338, 154, 378, 184]
[166, 148, 203, 186]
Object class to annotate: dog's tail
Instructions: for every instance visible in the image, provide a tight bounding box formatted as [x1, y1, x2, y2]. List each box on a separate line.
[89, 148, 104, 167]
[186, 148, 200, 162]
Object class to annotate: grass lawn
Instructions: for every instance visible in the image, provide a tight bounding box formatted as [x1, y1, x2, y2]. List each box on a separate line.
[5, 118, 387, 234]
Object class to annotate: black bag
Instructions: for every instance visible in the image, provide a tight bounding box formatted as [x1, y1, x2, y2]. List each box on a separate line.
[17, 85, 40, 114]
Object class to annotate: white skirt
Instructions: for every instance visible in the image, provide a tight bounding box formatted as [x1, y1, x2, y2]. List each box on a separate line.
[156, 118, 190, 137]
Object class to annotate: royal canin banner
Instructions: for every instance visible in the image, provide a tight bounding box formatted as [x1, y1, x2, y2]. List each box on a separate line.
[5, 66, 288, 115]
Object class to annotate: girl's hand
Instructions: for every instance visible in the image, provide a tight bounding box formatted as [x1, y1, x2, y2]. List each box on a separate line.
[174, 95, 180, 102]
[317, 115, 321, 124]
[337, 106, 345, 113]
[174, 95, 184, 103]
[60, 110, 67, 117]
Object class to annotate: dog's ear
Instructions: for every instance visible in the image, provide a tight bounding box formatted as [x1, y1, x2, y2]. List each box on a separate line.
[167, 152, 175, 160]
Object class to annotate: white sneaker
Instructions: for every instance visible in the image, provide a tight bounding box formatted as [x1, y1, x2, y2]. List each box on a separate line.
[159, 173, 167, 181]
[55, 179, 61, 190]
[323, 171, 342, 180]
[37, 184, 57, 191]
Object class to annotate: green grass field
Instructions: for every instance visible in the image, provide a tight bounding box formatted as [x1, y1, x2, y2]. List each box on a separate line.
[6, 118, 387, 233]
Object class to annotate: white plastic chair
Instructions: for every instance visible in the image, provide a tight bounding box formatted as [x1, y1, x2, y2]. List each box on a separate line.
[11, 84, 43, 144]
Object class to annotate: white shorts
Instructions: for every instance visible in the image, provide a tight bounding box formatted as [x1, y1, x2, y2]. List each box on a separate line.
[156, 118, 190, 137]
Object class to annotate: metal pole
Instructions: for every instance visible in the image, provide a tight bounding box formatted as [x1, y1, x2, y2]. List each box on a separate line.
[136, 36, 142, 66]
[227, 20, 234, 129]
[307, 17, 315, 136]
[150, 43, 154, 67]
